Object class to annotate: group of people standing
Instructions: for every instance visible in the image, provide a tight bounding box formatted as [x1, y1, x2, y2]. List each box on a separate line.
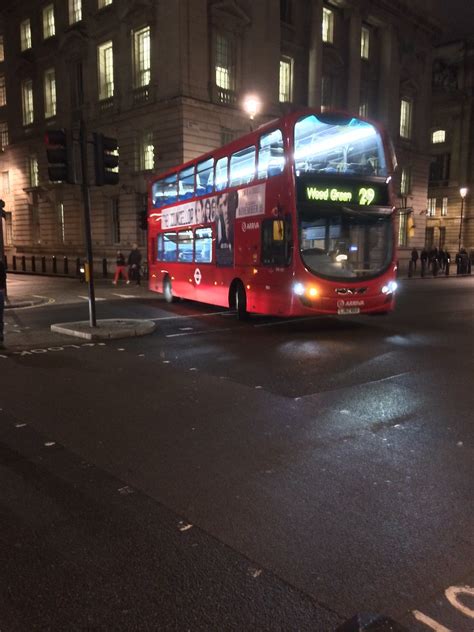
[411, 246, 451, 273]
[113, 244, 143, 285]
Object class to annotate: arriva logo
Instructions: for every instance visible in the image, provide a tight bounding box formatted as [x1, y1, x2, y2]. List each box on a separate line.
[241, 221, 259, 232]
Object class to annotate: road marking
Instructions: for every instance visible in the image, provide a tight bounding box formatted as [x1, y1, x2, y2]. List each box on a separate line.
[151, 310, 230, 322]
[166, 327, 232, 338]
[112, 293, 140, 299]
[445, 586, 474, 618]
[78, 295, 106, 301]
[412, 611, 451, 631]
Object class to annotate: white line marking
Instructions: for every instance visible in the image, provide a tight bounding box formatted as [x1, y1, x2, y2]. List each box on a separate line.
[166, 328, 232, 338]
[178, 523, 193, 532]
[44, 442, 56, 447]
[445, 585, 474, 618]
[112, 293, 139, 299]
[151, 310, 230, 322]
[78, 295, 106, 301]
[412, 611, 451, 631]
[179, 327, 194, 331]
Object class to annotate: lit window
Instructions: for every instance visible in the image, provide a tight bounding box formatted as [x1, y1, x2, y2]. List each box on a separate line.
[20, 19, 32, 51]
[279, 56, 293, 103]
[22, 79, 34, 126]
[43, 5, 55, 39]
[432, 129, 446, 144]
[0, 36, 4, 62]
[140, 131, 154, 170]
[360, 26, 370, 59]
[44, 68, 56, 118]
[0, 74, 6, 107]
[398, 211, 408, 247]
[2, 171, 10, 194]
[69, 0, 82, 24]
[400, 98, 412, 139]
[321, 75, 332, 110]
[215, 33, 235, 92]
[132, 26, 151, 88]
[29, 155, 39, 187]
[427, 198, 436, 217]
[0, 122, 8, 150]
[322, 8, 334, 44]
[441, 196, 448, 216]
[359, 100, 368, 118]
[97, 41, 114, 100]
[98, 0, 113, 7]
[400, 167, 411, 195]
[57, 202, 65, 243]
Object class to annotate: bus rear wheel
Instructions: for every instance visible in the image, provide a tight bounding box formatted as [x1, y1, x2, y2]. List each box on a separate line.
[163, 276, 175, 303]
[234, 282, 248, 320]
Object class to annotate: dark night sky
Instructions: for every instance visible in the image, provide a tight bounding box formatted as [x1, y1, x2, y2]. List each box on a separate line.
[430, 0, 474, 42]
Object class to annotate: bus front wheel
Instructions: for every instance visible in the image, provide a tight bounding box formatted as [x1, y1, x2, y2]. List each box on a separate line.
[163, 276, 175, 303]
[234, 282, 248, 320]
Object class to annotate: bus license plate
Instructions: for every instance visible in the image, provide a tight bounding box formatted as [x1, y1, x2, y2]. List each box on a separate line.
[337, 307, 360, 315]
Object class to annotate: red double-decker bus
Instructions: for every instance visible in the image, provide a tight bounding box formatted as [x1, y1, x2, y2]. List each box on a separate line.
[147, 110, 398, 319]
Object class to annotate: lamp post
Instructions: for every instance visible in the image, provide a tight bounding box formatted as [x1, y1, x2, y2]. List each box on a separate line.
[242, 94, 262, 130]
[458, 186, 468, 252]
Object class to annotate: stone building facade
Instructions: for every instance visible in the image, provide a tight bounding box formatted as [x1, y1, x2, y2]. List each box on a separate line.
[0, 0, 439, 270]
[426, 38, 474, 255]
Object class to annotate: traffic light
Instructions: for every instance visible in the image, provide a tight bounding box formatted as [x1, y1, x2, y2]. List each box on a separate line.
[0, 199, 6, 219]
[93, 133, 119, 186]
[45, 129, 75, 183]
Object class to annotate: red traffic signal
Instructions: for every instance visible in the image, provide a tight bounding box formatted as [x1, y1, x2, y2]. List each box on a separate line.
[93, 132, 119, 186]
[45, 129, 75, 183]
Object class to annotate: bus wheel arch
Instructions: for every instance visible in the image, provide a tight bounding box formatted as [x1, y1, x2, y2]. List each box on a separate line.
[229, 279, 248, 320]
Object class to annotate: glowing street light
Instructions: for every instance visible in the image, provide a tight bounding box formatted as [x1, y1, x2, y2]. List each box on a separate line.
[242, 94, 262, 121]
[458, 186, 468, 251]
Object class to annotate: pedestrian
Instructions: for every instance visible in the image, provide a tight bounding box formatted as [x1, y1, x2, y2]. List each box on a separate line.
[128, 243, 142, 285]
[410, 247, 419, 270]
[0, 258, 6, 348]
[112, 250, 129, 285]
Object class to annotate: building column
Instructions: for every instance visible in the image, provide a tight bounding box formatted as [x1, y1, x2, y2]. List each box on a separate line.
[346, 9, 361, 114]
[308, 0, 323, 107]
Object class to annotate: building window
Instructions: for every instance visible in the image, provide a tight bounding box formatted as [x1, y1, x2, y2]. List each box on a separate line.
[321, 75, 333, 110]
[215, 32, 235, 93]
[57, 202, 65, 243]
[20, 19, 32, 51]
[441, 196, 448, 216]
[44, 68, 56, 118]
[0, 75, 6, 107]
[398, 211, 408, 247]
[439, 226, 446, 248]
[4, 211, 12, 246]
[279, 56, 293, 103]
[22, 79, 34, 126]
[431, 129, 446, 144]
[427, 198, 436, 217]
[322, 8, 334, 44]
[400, 98, 412, 139]
[360, 26, 370, 59]
[110, 197, 120, 243]
[359, 83, 368, 117]
[400, 167, 411, 195]
[280, 0, 293, 23]
[429, 153, 450, 183]
[98, 41, 114, 100]
[29, 155, 39, 187]
[425, 226, 434, 249]
[69, 0, 82, 24]
[0, 122, 8, 149]
[43, 5, 56, 39]
[0, 36, 4, 62]
[1, 171, 9, 194]
[98, 0, 113, 7]
[139, 131, 154, 171]
[132, 26, 151, 88]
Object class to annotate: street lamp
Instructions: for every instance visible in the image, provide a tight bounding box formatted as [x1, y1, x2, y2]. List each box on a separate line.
[458, 186, 468, 252]
[242, 94, 262, 128]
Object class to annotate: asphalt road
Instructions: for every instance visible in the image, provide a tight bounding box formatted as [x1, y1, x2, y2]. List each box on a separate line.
[1, 275, 473, 631]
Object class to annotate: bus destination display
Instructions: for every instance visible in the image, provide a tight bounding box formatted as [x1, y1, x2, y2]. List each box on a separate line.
[298, 179, 389, 207]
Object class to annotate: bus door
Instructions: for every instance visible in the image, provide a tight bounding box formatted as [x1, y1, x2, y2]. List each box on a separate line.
[192, 226, 214, 302]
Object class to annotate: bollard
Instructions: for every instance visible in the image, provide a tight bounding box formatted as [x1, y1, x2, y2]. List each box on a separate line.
[76, 257, 81, 276]
[102, 257, 108, 278]
[21, 255, 26, 271]
[64, 256, 69, 275]
[41, 256, 46, 273]
[446, 261, 450, 276]
[31, 255, 36, 273]
[52, 255, 57, 274]
[12, 255, 17, 271]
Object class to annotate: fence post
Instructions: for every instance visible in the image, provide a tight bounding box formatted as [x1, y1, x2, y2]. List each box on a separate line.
[52, 255, 57, 274]
[31, 255, 36, 273]
[21, 255, 26, 271]
[102, 257, 108, 278]
[64, 256, 69, 275]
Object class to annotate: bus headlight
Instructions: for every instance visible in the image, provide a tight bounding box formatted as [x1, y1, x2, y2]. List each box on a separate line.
[293, 282, 305, 296]
[382, 281, 398, 294]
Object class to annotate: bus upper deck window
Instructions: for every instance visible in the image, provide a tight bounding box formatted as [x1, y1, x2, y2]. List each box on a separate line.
[178, 165, 195, 201]
[215, 156, 228, 191]
[230, 146, 256, 187]
[196, 158, 214, 195]
[258, 129, 284, 179]
[158, 174, 178, 206]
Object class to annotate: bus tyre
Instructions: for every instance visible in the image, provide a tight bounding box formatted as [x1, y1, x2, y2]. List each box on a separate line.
[235, 283, 248, 320]
[163, 276, 175, 303]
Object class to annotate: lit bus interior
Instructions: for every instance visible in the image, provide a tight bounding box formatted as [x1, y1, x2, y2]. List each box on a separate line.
[294, 114, 387, 177]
